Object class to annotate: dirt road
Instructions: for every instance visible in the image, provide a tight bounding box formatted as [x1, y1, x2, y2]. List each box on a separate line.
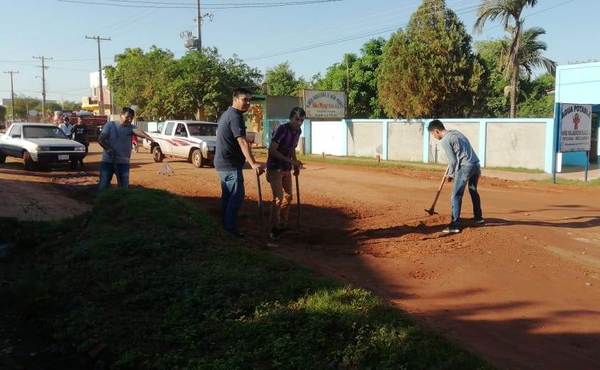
[2, 145, 599, 369]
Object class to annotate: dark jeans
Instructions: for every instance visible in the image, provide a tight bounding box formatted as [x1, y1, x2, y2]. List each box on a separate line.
[451, 164, 482, 226]
[218, 169, 245, 234]
[98, 162, 130, 191]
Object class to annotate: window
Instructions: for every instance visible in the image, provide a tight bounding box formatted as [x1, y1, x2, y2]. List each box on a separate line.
[187, 124, 217, 137]
[10, 125, 22, 138]
[174, 123, 188, 137]
[164, 122, 175, 136]
[23, 126, 67, 139]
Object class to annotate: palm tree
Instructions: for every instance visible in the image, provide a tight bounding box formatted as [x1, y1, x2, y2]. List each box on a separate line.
[498, 27, 556, 107]
[474, 0, 538, 118]
[514, 27, 556, 79]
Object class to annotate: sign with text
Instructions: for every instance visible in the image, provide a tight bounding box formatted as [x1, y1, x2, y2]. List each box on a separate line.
[559, 103, 592, 152]
[303, 89, 346, 119]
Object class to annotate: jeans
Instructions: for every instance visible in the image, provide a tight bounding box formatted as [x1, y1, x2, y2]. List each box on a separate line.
[267, 169, 293, 229]
[451, 164, 482, 226]
[98, 162, 130, 191]
[218, 169, 245, 234]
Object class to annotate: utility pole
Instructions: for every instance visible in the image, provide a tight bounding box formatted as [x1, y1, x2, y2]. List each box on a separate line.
[3, 70, 18, 122]
[197, 0, 202, 50]
[33, 56, 52, 122]
[85, 35, 111, 115]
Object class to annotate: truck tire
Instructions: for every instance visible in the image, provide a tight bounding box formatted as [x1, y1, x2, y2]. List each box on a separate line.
[191, 149, 203, 168]
[152, 145, 164, 163]
[23, 151, 35, 171]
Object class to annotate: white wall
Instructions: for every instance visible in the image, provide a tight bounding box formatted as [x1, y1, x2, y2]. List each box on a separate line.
[311, 121, 346, 156]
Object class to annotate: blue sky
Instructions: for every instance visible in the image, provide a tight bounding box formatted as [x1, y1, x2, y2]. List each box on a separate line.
[0, 0, 597, 103]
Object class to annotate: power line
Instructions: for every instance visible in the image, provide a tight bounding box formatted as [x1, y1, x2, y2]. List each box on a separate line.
[3, 70, 19, 121]
[57, 0, 342, 9]
[246, 3, 481, 61]
[86, 35, 111, 115]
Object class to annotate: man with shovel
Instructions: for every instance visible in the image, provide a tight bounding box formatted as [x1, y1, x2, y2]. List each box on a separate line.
[428, 120, 484, 234]
[266, 107, 305, 240]
[214, 88, 264, 239]
[98, 107, 155, 191]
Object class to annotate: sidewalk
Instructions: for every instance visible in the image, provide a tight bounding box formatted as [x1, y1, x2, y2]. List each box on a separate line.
[482, 164, 600, 182]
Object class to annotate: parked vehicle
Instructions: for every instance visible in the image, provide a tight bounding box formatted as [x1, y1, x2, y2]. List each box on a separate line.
[0, 123, 87, 170]
[146, 120, 217, 168]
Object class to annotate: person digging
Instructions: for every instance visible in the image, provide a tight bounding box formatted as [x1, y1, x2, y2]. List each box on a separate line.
[428, 119, 484, 234]
[266, 107, 305, 240]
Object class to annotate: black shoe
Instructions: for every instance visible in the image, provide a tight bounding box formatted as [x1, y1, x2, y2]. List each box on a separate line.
[474, 218, 485, 225]
[442, 224, 460, 234]
[269, 227, 282, 241]
[226, 230, 245, 239]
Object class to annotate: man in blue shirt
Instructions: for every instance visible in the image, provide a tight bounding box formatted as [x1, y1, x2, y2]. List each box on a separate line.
[98, 107, 154, 191]
[428, 119, 484, 234]
[214, 88, 264, 238]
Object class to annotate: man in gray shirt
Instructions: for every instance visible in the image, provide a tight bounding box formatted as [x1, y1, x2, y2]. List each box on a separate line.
[428, 119, 483, 233]
[98, 107, 154, 191]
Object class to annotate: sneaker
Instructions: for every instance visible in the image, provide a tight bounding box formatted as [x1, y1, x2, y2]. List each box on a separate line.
[474, 218, 485, 225]
[269, 227, 282, 241]
[442, 225, 460, 234]
[226, 230, 245, 239]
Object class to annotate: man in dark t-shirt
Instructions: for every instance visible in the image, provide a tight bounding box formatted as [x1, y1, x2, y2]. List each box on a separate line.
[214, 87, 264, 238]
[266, 107, 304, 240]
[72, 117, 88, 168]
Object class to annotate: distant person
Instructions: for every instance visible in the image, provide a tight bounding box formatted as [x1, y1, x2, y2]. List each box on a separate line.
[428, 119, 483, 234]
[72, 117, 89, 168]
[214, 87, 264, 238]
[266, 107, 304, 240]
[97, 107, 154, 191]
[59, 116, 74, 138]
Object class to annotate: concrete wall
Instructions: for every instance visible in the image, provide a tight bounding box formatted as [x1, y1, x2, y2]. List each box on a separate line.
[311, 120, 346, 156]
[429, 122, 480, 164]
[387, 121, 424, 162]
[347, 121, 383, 157]
[486, 123, 546, 169]
[302, 117, 556, 172]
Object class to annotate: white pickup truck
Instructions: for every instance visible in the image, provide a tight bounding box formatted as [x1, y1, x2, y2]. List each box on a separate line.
[146, 120, 217, 167]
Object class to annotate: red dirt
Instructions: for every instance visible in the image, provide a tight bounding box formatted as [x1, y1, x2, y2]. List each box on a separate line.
[2, 144, 600, 370]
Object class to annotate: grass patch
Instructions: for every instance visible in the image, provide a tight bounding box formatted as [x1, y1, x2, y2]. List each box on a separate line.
[295, 153, 547, 176]
[0, 188, 491, 369]
[539, 177, 600, 187]
[297, 154, 446, 172]
[484, 166, 545, 174]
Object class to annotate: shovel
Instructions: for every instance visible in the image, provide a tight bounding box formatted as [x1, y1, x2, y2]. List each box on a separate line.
[256, 170, 264, 227]
[294, 171, 301, 229]
[425, 167, 450, 216]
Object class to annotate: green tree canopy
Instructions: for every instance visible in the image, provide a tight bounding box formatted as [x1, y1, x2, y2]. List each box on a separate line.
[317, 38, 385, 118]
[378, 0, 486, 118]
[263, 62, 304, 96]
[106, 47, 261, 121]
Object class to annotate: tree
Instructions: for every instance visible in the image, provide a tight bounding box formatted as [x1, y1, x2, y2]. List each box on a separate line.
[62, 101, 82, 112]
[518, 73, 554, 117]
[263, 62, 302, 96]
[106, 47, 261, 121]
[512, 27, 556, 80]
[179, 49, 262, 120]
[317, 38, 385, 118]
[474, 0, 539, 118]
[474, 40, 509, 117]
[0, 105, 6, 124]
[378, 0, 486, 118]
